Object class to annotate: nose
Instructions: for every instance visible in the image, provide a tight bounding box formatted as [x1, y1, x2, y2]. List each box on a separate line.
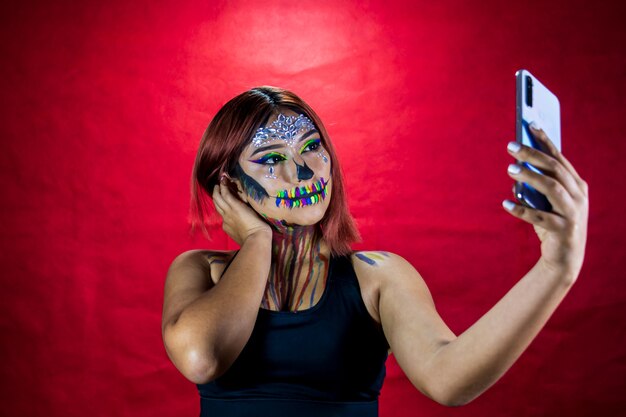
[294, 160, 314, 181]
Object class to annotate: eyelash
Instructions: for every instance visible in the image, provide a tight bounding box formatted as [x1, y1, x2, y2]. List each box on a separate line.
[252, 152, 286, 165]
[251, 139, 322, 165]
[300, 139, 321, 153]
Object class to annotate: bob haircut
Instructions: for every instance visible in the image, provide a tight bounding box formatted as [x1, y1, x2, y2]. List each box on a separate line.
[190, 86, 360, 256]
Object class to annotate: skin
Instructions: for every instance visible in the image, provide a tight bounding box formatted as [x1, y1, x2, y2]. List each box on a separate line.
[162, 122, 588, 406]
[261, 224, 330, 311]
[223, 109, 334, 311]
[233, 109, 333, 226]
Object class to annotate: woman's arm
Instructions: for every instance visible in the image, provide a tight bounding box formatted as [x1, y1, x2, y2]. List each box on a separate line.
[376, 126, 588, 406]
[375, 254, 576, 407]
[162, 181, 272, 384]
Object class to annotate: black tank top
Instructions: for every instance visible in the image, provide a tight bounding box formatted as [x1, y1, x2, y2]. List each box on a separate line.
[197, 254, 390, 417]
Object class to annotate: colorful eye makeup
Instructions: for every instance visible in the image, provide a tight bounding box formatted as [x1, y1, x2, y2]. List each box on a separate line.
[250, 137, 326, 181]
[299, 138, 321, 153]
[238, 113, 331, 212]
[250, 152, 286, 165]
[275, 177, 328, 208]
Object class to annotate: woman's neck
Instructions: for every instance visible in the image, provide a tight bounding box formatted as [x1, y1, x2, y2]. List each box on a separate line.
[261, 219, 330, 311]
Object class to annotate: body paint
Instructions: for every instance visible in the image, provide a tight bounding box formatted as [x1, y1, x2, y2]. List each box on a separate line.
[236, 162, 329, 209]
[295, 160, 314, 181]
[266, 165, 277, 179]
[205, 254, 226, 265]
[275, 177, 328, 209]
[260, 213, 288, 230]
[259, 224, 329, 312]
[235, 163, 269, 203]
[355, 251, 390, 266]
[208, 258, 225, 265]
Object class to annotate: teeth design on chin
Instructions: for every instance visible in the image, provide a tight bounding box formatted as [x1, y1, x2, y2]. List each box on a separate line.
[274, 178, 328, 208]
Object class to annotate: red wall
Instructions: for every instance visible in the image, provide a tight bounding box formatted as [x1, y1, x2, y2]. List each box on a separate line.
[1, 0, 624, 416]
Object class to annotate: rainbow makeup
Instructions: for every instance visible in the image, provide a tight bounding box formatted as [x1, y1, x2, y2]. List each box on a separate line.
[355, 251, 390, 266]
[249, 152, 285, 165]
[260, 213, 287, 229]
[275, 177, 328, 208]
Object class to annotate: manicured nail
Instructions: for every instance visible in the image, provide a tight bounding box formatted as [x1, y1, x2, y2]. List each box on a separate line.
[502, 200, 516, 211]
[508, 164, 521, 174]
[529, 121, 541, 131]
[507, 141, 521, 153]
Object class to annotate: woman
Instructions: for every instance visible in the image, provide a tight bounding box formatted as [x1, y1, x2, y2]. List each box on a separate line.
[161, 86, 589, 416]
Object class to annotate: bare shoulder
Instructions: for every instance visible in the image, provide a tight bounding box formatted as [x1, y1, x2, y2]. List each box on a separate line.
[167, 249, 238, 286]
[351, 250, 433, 317]
[163, 249, 237, 330]
[351, 250, 425, 281]
[349, 251, 424, 324]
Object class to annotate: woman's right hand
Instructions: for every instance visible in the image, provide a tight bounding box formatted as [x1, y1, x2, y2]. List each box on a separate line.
[212, 179, 272, 245]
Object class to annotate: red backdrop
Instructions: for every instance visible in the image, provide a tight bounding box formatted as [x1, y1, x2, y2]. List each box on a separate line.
[1, 0, 624, 416]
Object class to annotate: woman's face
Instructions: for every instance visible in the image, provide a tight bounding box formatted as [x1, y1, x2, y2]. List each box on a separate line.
[235, 109, 332, 226]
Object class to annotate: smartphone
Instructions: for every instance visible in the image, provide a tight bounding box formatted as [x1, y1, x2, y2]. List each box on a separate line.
[514, 69, 561, 212]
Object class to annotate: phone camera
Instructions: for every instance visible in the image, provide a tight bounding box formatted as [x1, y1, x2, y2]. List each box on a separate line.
[525, 75, 533, 107]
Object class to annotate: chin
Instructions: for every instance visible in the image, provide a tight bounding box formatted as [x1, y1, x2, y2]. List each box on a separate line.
[248, 180, 333, 227]
[283, 205, 328, 226]
[251, 196, 331, 227]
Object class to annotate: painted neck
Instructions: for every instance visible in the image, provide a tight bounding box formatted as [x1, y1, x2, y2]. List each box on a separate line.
[262, 216, 319, 254]
[261, 218, 330, 311]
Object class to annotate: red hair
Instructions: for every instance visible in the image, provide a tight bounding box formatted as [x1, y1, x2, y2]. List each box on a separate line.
[190, 86, 360, 256]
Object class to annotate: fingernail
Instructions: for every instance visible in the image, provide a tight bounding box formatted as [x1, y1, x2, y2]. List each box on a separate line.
[507, 164, 522, 175]
[508, 164, 521, 174]
[507, 141, 521, 153]
[502, 200, 516, 211]
[529, 121, 541, 131]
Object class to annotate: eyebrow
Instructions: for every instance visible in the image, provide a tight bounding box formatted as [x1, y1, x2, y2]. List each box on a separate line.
[299, 129, 318, 142]
[249, 129, 319, 157]
[250, 144, 283, 157]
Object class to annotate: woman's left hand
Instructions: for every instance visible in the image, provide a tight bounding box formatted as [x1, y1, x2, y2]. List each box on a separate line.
[504, 123, 589, 282]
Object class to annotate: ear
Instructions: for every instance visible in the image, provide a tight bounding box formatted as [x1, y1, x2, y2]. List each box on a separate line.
[228, 177, 250, 204]
[220, 166, 249, 204]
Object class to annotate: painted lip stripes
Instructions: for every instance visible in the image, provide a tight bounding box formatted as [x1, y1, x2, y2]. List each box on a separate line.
[275, 177, 328, 208]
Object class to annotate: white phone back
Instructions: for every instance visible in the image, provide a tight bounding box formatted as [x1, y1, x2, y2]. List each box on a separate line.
[516, 69, 561, 152]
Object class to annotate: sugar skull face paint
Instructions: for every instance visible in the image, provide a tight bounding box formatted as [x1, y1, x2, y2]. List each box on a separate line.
[234, 163, 269, 203]
[252, 113, 316, 148]
[236, 110, 333, 226]
[275, 177, 328, 208]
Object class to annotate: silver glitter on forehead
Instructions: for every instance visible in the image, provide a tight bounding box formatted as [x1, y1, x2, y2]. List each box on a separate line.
[252, 113, 316, 148]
